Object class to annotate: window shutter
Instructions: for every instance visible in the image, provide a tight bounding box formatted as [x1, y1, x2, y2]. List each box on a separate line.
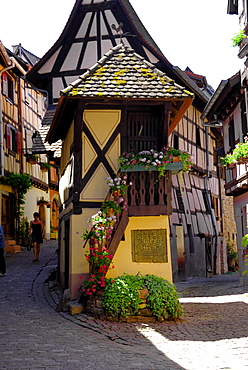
[6, 125, 11, 148]
[37, 94, 43, 115]
[16, 131, 22, 154]
[2, 72, 7, 96]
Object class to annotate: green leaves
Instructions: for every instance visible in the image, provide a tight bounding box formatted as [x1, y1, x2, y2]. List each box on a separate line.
[102, 274, 183, 320]
[231, 29, 246, 47]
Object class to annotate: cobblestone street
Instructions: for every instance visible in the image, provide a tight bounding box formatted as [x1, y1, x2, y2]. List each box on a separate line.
[1, 240, 248, 369]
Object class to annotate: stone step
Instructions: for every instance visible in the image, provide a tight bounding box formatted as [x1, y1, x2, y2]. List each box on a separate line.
[4, 240, 21, 253]
[68, 301, 83, 316]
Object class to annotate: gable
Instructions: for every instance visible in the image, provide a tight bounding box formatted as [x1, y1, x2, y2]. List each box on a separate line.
[26, 0, 172, 104]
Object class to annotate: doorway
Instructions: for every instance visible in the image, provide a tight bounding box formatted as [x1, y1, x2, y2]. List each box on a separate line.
[176, 225, 185, 279]
[2, 194, 15, 239]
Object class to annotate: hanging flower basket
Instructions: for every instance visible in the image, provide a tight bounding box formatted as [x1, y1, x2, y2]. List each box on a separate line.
[37, 197, 50, 206]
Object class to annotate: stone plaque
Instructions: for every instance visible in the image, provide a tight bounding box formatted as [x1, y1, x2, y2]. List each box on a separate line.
[131, 229, 168, 263]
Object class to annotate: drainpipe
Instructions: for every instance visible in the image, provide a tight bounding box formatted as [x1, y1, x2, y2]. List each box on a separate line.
[0, 62, 15, 176]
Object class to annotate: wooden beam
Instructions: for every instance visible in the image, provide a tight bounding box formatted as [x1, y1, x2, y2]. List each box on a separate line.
[168, 98, 193, 135]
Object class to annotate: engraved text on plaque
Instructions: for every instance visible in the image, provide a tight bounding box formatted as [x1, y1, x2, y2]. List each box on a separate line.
[131, 229, 168, 263]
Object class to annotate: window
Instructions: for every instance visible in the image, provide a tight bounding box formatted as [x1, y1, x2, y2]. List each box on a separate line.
[228, 119, 235, 150]
[174, 134, 179, 150]
[6, 125, 17, 152]
[2, 72, 14, 102]
[211, 195, 219, 218]
[241, 99, 247, 140]
[175, 188, 184, 213]
[196, 126, 201, 147]
[202, 190, 211, 214]
[187, 224, 195, 253]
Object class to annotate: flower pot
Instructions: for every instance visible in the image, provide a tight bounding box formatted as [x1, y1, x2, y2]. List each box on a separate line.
[27, 158, 37, 164]
[120, 162, 184, 175]
[120, 165, 157, 172]
[112, 190, 122, 197]
[173, 156, 181, 163]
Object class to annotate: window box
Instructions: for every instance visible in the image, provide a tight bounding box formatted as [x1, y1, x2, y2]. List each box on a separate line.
[120, 162, 183, 175]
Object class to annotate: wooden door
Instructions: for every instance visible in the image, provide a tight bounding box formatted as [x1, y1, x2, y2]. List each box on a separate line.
[2, 195, 15, 239]
[205, 236, 213, 276]
[176, 225, 185, 279]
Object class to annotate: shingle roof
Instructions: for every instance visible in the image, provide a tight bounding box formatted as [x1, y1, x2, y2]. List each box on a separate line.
[62, 44, 194, 100]
[31, 106, 61, 158]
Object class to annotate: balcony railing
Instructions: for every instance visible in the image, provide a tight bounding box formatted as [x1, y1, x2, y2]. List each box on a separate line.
[125, 169, 172, 216]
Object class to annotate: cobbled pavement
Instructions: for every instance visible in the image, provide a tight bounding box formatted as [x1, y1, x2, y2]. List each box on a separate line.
[1, 240, 248, 369]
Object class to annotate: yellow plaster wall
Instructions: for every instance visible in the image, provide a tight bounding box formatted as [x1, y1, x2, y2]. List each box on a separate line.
[106, 216, 172, 282]
[83, 110, 121, 149]
[61, 120, 74, 174]
[81, 109, 121, 202]
[68, 210, 99, 298]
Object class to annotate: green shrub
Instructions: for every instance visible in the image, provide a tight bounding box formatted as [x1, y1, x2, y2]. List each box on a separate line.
[102, 273, 183, 320]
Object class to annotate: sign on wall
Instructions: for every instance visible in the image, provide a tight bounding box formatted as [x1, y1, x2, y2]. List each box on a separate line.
[131, 229, 168, 263]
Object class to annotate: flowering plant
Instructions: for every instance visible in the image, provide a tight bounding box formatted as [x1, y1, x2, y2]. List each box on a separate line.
[82, 175, 129, 244]
[79, 246, 114, 295]
[105, 175, 131, 197]
[220, 138, 248, 167]
[118, 148, 193, 176]
[80, 175, 130, 296]
[83, 211, 116, 243]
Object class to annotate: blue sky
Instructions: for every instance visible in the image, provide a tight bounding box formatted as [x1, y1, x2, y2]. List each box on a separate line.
[0, 0, 241, 89]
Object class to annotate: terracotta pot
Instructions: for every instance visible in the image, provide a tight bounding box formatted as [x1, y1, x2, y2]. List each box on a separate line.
[173, 156, 181, 163]
[113, 190, 122, 197]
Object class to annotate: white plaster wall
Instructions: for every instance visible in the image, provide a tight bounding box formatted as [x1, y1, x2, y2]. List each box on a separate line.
[24, 187, 51, 239]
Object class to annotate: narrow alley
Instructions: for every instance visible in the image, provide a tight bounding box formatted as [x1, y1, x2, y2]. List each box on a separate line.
[1, 241, 248, 370]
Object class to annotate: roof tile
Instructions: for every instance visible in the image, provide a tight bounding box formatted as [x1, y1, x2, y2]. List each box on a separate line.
[61, 44, 194, 101]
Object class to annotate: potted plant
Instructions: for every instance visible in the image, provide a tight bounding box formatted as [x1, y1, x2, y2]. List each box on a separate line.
[37, 197, 50, 206]
[40, 162, 51, 171]
[100, 199, 124, 217]
[26, 153, 39, 164]
[118, 148, 193, 176]
[226, 240, 238, 271]
[220, 137, 248, 167]
[231, 29, 247, 47]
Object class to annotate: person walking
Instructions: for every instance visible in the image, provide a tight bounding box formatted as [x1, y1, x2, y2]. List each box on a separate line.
[0, 225, 6, 276]
[29, 212, 44, 262]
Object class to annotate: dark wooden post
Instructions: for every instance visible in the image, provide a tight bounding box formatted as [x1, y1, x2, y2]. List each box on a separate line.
[163, 102, 172, 147]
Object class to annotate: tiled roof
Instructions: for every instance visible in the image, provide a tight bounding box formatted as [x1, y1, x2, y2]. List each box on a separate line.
[41, 105, 56, 126]
[32, 107, 61, 158]
[62, 44, 194, 100]
[12, 44, 40, 66]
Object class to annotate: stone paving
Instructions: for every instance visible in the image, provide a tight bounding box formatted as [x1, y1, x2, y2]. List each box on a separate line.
[1, 240, 248, 369]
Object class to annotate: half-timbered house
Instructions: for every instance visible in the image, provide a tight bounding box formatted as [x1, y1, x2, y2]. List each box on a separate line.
[47, 43, 194, 297]
[26, 0, 235, 295]
[0, 41, 58, 248]
[202, 72, 245, 281]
